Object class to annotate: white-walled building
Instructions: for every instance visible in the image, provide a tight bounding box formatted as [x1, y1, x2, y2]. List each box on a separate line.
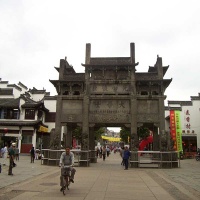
[0, 79, 56, 153]
[165, 93, 200, 153]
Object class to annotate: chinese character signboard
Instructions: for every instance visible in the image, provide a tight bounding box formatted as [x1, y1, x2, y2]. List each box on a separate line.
[184, 109, 191, 132]
[170, 110, 183, 151]
[175, 111, 183, 152]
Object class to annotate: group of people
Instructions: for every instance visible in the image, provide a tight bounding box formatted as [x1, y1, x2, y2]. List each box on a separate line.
[96, 146, 111, 161]
[95, 145, 131, 169]
[1, 142, 130, 192]
[30, 147, 44, 163]
[1, 144, 19, 164]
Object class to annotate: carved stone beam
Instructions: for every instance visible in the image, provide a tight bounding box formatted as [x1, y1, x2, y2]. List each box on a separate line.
[137, 123, 143, 127]
[154, 123, 159, 127]
[124, 124, 131, 128]
[89, 123, 96, 127]
[77, 123, 82, 127]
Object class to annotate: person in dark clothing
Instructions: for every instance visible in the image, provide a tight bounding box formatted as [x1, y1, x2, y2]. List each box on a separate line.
[30, 147, 35, 163]
[123, 146, 131, 170]
[99, 147, 102, 158]
[8, 143, 15, 175]
[102, 146, 106, 161]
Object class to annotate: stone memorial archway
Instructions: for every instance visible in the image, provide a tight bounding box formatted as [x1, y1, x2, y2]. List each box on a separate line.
[50, 43, 172, 167]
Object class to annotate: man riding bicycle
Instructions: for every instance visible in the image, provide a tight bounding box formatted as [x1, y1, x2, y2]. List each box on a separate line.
[59, 146, 76, 191]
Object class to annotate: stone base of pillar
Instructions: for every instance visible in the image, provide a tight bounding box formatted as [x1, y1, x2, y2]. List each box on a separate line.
[79, 161, 90, 167]
[130, 151, 139, 168]
[130, 161, 139, 168]
[90, 157, 97, 163]
[89, 150, 97, 163]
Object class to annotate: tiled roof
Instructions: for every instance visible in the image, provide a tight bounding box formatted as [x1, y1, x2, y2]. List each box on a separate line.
[0, 120, 48, 127]
[20, 94, 49, 112]
[0, 98, 20, 108]
[21, 101, 49, 112]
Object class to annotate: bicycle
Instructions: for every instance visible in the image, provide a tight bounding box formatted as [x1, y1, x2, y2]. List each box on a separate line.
[60, 165, 72, 195]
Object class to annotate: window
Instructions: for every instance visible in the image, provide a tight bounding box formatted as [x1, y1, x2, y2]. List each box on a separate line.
[25, 109, 35, 119]
[22, 135, 32, 144]
[13, 109, 19, 119]
[0, 108, 19, 119]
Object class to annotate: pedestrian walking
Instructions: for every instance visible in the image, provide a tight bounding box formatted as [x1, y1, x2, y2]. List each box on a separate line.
[99, 147, 102, 158]
[14, 147, 19, 161]
[102, 146, 106, 161]
[2, 144, 8, 166]
[96, 147, 100, 158]
[123, 146, 131, 170]
[8, 143, 15, 175]
[35, 149, 39, 160]
[106, 146, 110, 157]
[30, 147, 35, 163]
[120, 146, 125, 166]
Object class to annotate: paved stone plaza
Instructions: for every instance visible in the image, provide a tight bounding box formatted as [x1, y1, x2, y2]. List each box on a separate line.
[0, 152, 200, 200]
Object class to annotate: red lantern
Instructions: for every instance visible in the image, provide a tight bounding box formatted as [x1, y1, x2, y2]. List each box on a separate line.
[4, 128, 8, 133]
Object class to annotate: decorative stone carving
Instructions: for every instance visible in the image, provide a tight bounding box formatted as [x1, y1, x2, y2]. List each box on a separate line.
[160, 131, 174, 151]
[130, 134, 139, 151]
[81, 133, 89, 150]
[137, 114, 159, 123]
[49, 129, 60, 150]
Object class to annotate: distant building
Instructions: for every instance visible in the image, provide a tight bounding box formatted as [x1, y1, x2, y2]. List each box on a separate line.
[165, 93, 200, 153]
[0, 79, 56, 153]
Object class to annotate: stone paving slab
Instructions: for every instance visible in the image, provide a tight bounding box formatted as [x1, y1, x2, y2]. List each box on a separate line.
[0, 153, 200, 200]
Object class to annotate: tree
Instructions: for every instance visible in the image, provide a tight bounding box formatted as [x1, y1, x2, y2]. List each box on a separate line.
[137, 127, 149, 140]
[120, 127, 130, 143]
[73, 127, 82, 141]
[94, 127, 105, 141]
[120, 127, 150, 144]
[72, 127, 105, 145]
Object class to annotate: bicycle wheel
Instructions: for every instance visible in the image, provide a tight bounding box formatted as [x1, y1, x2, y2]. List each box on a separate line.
[62, 176, 66, 195]
[66, 176, 70, 190]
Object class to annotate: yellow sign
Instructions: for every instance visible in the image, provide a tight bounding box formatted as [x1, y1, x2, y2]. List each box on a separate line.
[38, 125, 48, 133]
[101, 135, 121, 142]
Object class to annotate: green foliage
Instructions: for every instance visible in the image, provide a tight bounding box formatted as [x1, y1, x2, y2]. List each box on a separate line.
[137, 127, 149, 140]
[95, 127, 105, 141]
[72, 127, 105, 141]
[120, 127, 130, 143]
[73, 127, 82, 140]
[120, 127, 150, 143]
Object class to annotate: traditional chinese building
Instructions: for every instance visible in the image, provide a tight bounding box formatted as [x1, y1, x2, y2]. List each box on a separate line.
[0, 79, 55, 153]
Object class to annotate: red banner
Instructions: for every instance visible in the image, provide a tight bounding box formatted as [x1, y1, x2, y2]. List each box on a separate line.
[170, 110, 177, 150]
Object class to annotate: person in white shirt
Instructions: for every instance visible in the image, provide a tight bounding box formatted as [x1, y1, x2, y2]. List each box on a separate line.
[59, 146, 76, 191]
[2, 144, 8, 166]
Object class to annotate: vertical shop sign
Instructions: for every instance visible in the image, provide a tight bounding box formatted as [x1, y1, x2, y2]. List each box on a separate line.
[170, 110, 177, 150]
[184, 109, 191, 132]
[175, 111, 183, 152]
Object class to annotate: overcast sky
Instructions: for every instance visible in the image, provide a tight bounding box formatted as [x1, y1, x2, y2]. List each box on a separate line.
[1, 0, 200, 104]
